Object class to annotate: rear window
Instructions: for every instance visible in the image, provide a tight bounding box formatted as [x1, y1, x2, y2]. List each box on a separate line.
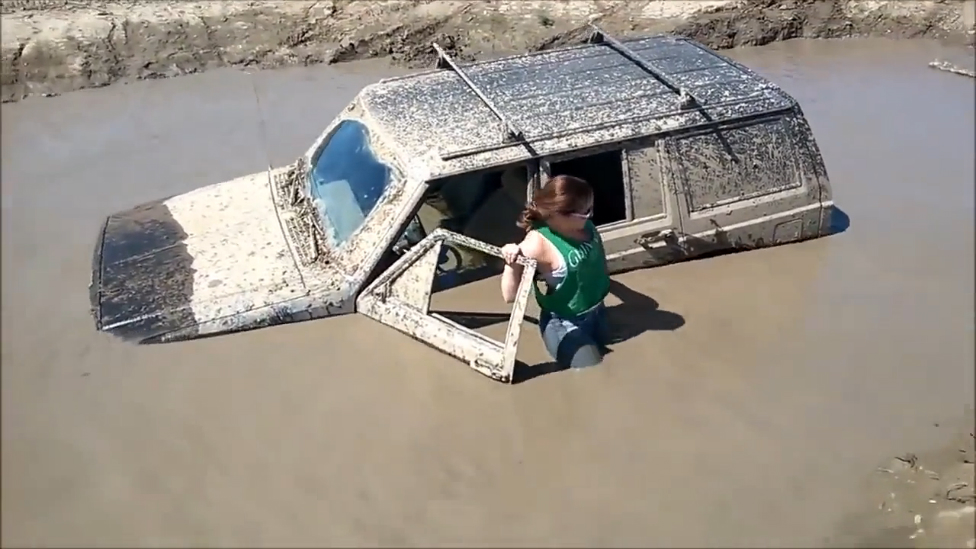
[674, 117, 802, 212]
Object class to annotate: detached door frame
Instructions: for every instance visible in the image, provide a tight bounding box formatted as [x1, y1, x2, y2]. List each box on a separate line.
[356, 228, 537, 383]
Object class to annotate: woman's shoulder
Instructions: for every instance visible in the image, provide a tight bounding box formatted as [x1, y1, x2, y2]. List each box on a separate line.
[520, 229, 550, 260]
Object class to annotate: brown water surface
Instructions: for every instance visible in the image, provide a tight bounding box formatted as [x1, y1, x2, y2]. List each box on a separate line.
[2, 39, 973, 547]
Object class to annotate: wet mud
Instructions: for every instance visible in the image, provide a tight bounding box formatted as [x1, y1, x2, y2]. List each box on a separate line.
[830, 416, 976, 549]
[2, 38, 974, 547]
[2, 0, 975, 102]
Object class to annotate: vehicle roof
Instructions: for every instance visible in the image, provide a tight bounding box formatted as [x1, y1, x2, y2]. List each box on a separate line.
[359, 34, 798, 179]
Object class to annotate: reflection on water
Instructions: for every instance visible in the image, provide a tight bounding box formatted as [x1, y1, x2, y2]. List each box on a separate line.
[1, 40, 973, 547]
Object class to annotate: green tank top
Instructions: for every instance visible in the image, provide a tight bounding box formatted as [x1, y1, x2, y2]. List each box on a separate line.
[533, 220, 611, 318]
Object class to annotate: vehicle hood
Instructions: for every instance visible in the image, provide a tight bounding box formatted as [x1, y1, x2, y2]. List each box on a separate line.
[89, 172, 308, 343]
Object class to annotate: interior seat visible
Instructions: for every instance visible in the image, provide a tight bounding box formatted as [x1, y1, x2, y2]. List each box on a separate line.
[462, 166, 530, 247]
[438, 172, 495, 220]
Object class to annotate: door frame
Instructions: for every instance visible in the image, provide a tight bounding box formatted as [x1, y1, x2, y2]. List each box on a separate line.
[356, 228, 537, 383]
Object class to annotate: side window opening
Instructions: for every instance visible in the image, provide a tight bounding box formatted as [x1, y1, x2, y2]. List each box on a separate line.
[548, 150, 628, 226]
[442, 165, 530, 249]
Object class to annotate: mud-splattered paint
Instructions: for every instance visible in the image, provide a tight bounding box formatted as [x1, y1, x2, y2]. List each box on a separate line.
[90, 172, 314, 343]
[91, 197, 197, 343]
[625, 143, 667, 219]
[359, 34, 793, 179]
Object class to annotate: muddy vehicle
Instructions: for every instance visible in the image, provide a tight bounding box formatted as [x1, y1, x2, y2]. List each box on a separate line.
[89, 28, 834, 382]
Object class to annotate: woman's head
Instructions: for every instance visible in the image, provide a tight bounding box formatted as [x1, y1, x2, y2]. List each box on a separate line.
[517, 174, 594, 232]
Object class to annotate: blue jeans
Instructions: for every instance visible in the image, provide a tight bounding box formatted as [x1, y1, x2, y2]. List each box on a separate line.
[538, 303, 610, 369]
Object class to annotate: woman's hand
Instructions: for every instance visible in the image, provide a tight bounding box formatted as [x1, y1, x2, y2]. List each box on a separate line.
[501, 243, 523, 266]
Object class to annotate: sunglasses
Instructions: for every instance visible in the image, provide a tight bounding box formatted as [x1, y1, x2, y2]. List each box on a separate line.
[566, 206, 592, 219]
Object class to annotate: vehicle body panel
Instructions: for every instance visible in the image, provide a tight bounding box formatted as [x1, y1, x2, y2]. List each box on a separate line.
[90, 172, 313, 343]
[661, 110, 826, 257]
[359, 35, 798, 181]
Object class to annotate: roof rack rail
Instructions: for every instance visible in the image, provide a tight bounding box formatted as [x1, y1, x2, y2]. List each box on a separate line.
[587, 25, 699, 110]
[432, 43, 525, 144]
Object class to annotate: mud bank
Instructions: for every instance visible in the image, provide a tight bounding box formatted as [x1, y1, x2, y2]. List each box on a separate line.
[1, 0, 974, 102]
[830, 415, 976, 549]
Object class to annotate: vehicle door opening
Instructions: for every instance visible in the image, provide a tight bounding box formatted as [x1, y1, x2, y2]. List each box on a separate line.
[355, 162, 544, 382]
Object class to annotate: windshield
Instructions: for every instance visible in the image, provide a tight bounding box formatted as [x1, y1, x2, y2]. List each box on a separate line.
[309, 119, 394, 245]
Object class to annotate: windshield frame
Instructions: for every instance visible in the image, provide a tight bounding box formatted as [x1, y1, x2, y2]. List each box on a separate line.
[303, 117, 403, 250]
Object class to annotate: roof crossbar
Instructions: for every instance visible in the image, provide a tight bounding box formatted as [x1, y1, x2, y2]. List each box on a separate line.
[432, 43, 525, 143]
[587, 25, 700, 110]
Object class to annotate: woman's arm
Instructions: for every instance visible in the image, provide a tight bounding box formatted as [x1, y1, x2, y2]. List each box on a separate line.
[500, 264, 522, 304]
[500, 231, 544, 303]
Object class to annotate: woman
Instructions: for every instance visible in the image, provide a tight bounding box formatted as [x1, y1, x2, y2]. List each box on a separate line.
[500, 174, 611, 369]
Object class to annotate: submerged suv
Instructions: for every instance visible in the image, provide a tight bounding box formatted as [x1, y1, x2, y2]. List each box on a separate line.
[89, 28, 835, 383]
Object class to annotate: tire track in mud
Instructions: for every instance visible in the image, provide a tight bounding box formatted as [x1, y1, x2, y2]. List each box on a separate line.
[1, 0, 973, 103]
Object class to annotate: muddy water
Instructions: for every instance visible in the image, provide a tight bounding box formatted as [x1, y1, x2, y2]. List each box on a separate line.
[2, 39, 973, 547]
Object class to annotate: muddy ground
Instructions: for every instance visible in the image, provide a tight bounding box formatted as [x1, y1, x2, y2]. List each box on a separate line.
[2, 35, 974, 546]
[830, 414, 976, 548]
[1, 0, 975, 102]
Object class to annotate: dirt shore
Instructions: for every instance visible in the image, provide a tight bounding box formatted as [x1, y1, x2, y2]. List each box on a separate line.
[1, 0, 974, 102]
[831, 414, 975, 549]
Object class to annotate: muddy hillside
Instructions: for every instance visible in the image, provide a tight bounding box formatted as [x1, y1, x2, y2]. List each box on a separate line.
[1, 0, 974, 102]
